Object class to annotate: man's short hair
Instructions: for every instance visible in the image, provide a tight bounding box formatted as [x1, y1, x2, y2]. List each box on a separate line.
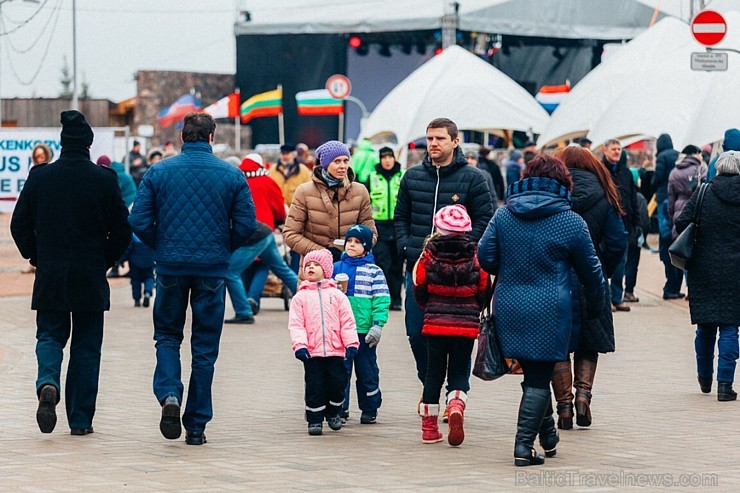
[426, 118, 458, 140]
[182, 113, 216, 143]
[604, 138, 621, 148]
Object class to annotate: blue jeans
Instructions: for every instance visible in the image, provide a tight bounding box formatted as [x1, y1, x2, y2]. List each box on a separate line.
[695, 324, 739, 383]
[244, 262, 270, 309]
[658, 200, 683, 294]
[129, 265, 154, 301]
[36, 310, 104, 429]
[609, 247, 628, 305]
[153, 275, 226, 432]
[343, 337, 381, 414]
[226, 235, 298, 317]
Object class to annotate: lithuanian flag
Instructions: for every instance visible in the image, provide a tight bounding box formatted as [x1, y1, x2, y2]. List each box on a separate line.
[295, 89, 344, 116]
[240, 88, 282, 123]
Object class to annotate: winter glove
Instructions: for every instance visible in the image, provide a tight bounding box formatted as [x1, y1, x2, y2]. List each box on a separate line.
[365, 325, 383, 348]
[294, 348, 311, 362]
[327, 246, 343, 263]
[345, 346, 358, 360]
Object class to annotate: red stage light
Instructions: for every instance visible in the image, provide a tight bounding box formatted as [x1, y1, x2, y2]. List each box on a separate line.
[349, 36, 362, 49]
[435, 47, 444, 55]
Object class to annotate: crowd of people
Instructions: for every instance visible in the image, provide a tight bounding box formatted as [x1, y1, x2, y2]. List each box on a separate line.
[9, 110, 739, 467]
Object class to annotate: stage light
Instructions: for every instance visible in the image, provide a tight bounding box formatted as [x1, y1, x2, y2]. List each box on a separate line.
[357, 43, 369, 56]
[416, 41, 427, 55]
[435, 46, 444, 56]
[349, 36, 362, 48]
[401, 41, 412, 55]
[379, 43, 391, 57]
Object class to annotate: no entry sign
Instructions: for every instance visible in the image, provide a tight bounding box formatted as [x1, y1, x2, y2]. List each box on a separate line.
[691, 10, 727, 46]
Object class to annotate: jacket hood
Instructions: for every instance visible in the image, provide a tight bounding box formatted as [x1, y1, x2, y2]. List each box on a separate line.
[338, 251, 376, 266]
[358, 139, 374, 152]
[298, 278, 338, 291]
[656, 134, 674, 154]
[710, 173, 740, 206]
[569, 168, 604, 213]
[722, 128, 740, 152]
[676, 155, 701, 169]
[421, 147, 468, 177]
[506, 177, 572, 219]
[426, 234, 477, 263]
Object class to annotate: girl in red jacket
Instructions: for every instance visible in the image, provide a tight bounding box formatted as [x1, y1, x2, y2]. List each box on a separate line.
[413, 205, 488, 446]
[288, 249, 359, 436]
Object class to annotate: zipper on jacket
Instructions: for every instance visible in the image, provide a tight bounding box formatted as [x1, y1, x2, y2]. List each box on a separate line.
[318, 285, 327, 357]
[431, 165, 441, 236]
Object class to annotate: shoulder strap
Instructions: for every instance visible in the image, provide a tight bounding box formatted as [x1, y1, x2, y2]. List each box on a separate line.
[693, 183, 709, 226]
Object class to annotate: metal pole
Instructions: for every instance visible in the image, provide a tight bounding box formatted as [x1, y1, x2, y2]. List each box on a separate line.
[235, 87, 240, 152]
[338, 113, 344, 142]
[72, 0, 78, 109]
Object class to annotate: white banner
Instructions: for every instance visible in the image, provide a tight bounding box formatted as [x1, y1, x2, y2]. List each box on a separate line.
[0, 127, 116, 213]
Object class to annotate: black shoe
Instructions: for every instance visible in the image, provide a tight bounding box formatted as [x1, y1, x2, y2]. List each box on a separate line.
[224, 315, 255, 325]
[159, 396, 182, 439]
[70, 427, 94, 436]
[360, 413, 377, 424]
[185, 430, 207, 445]
[134, 299, 141, 307]
[36, 385, 58, 434]
[327, 415, 342, 431]
[663, 292, 685, 300]
[718, 382, 737, 402]
[143, 295, 151, 307]
[390, 303, 402, 311]
[623, 292, 639, 303]
[247, 298, 260, 316]
[308, 423, 323, 435]
[340, 409, 350, 423]
[698, 376, 712, 394]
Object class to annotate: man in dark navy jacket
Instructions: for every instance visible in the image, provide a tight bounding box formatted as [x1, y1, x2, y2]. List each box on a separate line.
[129, 113, 256, 445]
[11, 110, 131, 436]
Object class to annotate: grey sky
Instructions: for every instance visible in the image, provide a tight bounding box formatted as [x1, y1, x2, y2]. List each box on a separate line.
[0, 0, 236, 102]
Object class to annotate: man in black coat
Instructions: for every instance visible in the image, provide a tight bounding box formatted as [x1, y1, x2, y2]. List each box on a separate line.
[601, 139, 640, 312]
[11, 110, 131, 436]
[394, 118, 494, 392]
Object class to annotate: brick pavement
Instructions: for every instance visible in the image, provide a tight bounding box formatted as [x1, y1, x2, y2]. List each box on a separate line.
[0, 219, 737, 491]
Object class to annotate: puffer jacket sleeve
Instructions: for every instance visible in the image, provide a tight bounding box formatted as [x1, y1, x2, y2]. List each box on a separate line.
[600, 206, 628, 278]
[129, 171, 157, 249]
[469, 171, 495, 242]
[477, 212, 500, 275]
[288, 292, 309, 352]
[393, 173, 412, 256]
[411, 253, 429, 309]
[338, 293, 359, 349]
[283, 185, 323, 255]
[570, 221, 605, 318]
[476, 262, 489, 309]
[230, 177, 258, 252]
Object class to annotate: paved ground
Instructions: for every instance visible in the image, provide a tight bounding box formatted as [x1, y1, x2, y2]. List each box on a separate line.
[0, 213, 737, 492]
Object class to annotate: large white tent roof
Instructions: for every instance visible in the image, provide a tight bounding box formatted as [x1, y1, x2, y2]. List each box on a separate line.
[235, 0, 665, 40]
[358, 45, 550, 146]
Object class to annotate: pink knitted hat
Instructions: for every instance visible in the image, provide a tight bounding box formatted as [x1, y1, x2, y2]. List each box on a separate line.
[434, 204, 472, 235]
[303, 249, 334, 279]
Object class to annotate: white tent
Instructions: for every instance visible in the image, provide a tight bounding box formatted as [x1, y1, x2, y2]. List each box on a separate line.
[359, 45, 550, 147]
[536, 16, 691, 148]
[587, 10, 740, 149]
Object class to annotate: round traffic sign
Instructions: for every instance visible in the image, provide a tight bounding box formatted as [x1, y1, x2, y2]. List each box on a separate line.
[691, 10, 727, 46]
[326, 74, 352, 99]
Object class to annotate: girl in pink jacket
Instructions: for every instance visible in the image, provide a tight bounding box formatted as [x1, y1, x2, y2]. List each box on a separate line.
[288, 249, 359, 435]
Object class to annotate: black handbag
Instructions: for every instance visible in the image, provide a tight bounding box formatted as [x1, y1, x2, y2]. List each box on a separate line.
[473, 282, 509, 381]
[669, 183, 709, 270]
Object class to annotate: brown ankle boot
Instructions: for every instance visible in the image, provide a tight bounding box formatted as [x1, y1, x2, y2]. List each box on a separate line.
[551, 360, 574, 430]
[574, 355, 598, 427]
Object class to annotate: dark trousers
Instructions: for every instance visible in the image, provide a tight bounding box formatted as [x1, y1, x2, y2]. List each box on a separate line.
[373, 239, 404, 307]
[303, 357, 347, 424]
[624, 242, 640, 293]
[405, 272, 427, 383]
[518, 359, 556, 389]
[696, 324, 739, 383]
[36, 310, 104, 429]
[658, 200, 684, 295]
[422, 336, 474, 404]
[289, 250, 301, 274]
[129, 265, 154, 301]
[343, 337, 381, 414]
[152, 275, 226, 433]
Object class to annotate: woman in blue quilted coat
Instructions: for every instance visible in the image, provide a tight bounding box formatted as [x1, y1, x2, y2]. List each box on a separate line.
[478, 155, 605, 467]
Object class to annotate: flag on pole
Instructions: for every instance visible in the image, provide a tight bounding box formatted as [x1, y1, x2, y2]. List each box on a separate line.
[157, 93, 201, 128]
[240, 88, 282, 123]
[295, 89, 344, 116]
[203, 92, 240, 119]
[535, 83, 570, 113]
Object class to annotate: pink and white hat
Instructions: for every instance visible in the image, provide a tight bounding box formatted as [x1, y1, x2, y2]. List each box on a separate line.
[303, 249, 334, 279]
[434, 204, 472, 235]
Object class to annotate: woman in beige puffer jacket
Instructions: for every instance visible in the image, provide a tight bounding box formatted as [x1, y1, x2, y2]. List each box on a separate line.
[283, 140, 376, 265]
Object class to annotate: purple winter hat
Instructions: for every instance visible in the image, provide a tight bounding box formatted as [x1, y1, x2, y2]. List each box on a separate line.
[315, 140, 350, 169]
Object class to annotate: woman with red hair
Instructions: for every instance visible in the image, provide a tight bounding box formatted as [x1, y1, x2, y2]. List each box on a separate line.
[478, 154, 606, 466]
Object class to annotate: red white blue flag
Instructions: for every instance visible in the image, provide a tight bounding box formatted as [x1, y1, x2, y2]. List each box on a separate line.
[535, 83, 570, 114]
[157, 93, 201, 128]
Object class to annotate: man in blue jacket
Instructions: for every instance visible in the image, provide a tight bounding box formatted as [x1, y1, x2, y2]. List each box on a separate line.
[129, 113, 256, 445]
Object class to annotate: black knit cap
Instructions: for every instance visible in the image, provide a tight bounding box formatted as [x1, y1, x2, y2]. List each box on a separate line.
[379, 146, 394, 159]
[60, 110, 94, 148]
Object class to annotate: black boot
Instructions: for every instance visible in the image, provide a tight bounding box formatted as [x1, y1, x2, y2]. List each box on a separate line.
[697, 376, 712, 394]
[718, 382, 737, 402]
[538, 398, 559, 458]
[514, 386, 550, 467]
